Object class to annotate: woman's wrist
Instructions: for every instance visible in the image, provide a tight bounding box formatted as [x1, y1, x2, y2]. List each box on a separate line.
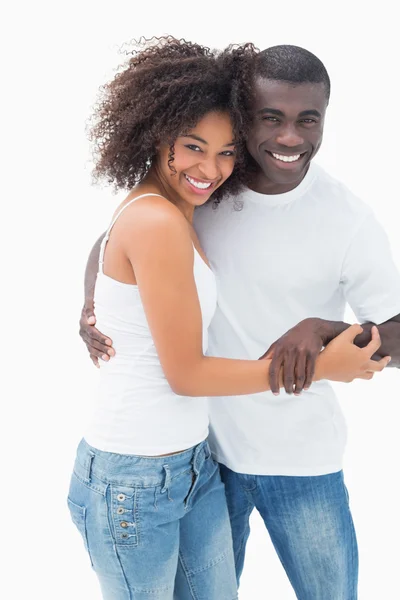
[313, 354, 325, 382]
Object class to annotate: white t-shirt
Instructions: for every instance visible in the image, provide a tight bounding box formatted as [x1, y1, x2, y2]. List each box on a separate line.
[193, 162, 400, 476]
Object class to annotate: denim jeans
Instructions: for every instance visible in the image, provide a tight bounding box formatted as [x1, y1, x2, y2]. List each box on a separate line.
[68, 439, 237, 599]
[219, 465, 358, 600]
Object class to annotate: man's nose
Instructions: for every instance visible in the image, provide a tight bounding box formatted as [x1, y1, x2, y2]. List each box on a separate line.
[275, 124, 304, 148]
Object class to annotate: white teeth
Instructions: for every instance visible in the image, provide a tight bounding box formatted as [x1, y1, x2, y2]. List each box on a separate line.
[185, 175, 212, 189]
[272, 153, 301, 163]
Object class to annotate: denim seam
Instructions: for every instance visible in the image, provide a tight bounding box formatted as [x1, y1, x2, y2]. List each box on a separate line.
[67, 498, 94, 568]
[82, 467, 193, 491]
[345, 483, 358, 598]
[82, 505, 94, 569]
[234, 503, 253, 573]
[134, 486, 140, 546]
[131, 585, 173, 594]
[178, 551, 197, 600]
[184, 550, 228, 575]
[73, 470, 105, 496]
[112, 545, 133, 599]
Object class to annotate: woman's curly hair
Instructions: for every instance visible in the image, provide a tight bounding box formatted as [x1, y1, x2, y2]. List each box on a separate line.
[89, 36, 258, 204]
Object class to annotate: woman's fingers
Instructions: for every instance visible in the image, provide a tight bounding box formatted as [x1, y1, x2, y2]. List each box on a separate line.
[364, 356, 391, 372]
[362, 325, 382, 358]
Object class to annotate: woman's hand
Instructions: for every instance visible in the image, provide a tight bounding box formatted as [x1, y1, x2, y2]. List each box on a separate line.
[315, 324, 391, 382]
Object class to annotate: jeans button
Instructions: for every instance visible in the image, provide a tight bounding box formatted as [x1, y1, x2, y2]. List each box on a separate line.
[117, 494, 126, 502]
[117, 507, 124, 515]
[120, 521, 128, 528]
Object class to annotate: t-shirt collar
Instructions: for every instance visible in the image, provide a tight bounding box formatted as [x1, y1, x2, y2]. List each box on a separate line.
[242, 162, 318, 207]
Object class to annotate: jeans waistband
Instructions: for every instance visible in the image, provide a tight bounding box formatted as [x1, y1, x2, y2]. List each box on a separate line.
[73, 438, 210, 489]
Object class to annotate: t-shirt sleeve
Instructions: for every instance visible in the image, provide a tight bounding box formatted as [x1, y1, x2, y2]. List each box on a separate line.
[340, 212, 400, 324]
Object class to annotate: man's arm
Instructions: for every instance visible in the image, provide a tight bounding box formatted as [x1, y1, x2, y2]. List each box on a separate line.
[321, 316, 400, 367]
[79, 232, 115, 367]
[262, 315, 398, 396]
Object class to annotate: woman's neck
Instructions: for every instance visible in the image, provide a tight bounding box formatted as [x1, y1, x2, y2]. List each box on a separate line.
[141, 171, 195, 224]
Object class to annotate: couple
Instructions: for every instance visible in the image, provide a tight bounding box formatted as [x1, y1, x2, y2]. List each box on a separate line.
[69, 37, 400, 599]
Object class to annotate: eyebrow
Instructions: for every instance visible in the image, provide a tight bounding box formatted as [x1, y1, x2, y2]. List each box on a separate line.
[257, 108, 322, 118]
[182, 134, 236, 147]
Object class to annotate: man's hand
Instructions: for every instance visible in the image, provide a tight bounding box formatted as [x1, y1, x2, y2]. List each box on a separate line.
[259, 318, 330, 396]
[79, 304, 115, 368]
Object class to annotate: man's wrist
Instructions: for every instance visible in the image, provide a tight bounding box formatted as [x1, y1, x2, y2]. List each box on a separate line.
[84, 296, 95, 310]
[300, 317, 337, 346]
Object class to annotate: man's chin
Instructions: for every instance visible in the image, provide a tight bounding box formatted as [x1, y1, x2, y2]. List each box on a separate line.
[262, 166, 306, 187]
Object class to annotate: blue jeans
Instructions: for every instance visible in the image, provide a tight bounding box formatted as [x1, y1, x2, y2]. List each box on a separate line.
[219, 465, 358, 600]
[68, 439, 237, 599]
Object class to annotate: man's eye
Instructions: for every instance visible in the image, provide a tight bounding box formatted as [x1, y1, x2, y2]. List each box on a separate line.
[300, 119, 317, 124]
[262, 116, 279, 122]
[185, 144, 202, 152]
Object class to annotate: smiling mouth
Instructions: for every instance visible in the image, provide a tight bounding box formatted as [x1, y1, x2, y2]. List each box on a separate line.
[184, 174, 216, 190]
[267, 151, 306, 164]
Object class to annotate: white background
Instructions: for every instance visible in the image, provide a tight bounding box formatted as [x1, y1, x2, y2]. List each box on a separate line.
[3, 1, 400, 598]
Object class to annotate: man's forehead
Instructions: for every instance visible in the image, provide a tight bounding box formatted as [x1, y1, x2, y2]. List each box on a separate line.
[253, 78, 328, 110]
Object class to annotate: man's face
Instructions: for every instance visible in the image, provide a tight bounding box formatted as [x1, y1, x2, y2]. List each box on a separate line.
[246, 78, 328, 193]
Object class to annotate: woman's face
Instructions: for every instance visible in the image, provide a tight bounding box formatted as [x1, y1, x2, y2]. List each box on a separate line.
[156, 111, 236, 207]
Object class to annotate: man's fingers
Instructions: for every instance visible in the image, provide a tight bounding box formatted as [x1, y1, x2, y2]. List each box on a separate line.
[86, 345, 110, 361]
[85, 338, 115, 357]
[269, 354, 283, 395]
[85, 324, 113, 348]
[79, 327, 114, 354]
[294, 354, 307, 395]
[90, 355, 100, 368]
[362, 325, 382, 357]
[304, 355, 316, 391]
[283, 358, 296, 395]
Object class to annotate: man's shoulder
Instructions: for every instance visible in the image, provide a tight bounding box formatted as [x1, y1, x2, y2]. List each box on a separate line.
[312, 163, 371, 219]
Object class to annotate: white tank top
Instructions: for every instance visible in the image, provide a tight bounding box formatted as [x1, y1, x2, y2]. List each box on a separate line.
[84, 194, 217, 455]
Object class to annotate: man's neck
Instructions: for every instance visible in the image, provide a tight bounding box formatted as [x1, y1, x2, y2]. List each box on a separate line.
[247, 166, 310, 195]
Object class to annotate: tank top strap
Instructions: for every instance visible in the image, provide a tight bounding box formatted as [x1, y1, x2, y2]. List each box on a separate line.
[98, 193, 166, 271]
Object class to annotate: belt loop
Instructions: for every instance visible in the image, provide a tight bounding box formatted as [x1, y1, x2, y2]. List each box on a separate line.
[204, 441, 211, 460]
[161, 464, 173, 501]
[193, 441, 203, 468]
[83, 452, 95, 484]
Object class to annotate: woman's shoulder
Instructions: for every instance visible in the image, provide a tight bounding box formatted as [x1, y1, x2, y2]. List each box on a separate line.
[113, 191, 191, 249]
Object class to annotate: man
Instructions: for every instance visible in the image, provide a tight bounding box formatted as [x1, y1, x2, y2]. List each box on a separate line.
[79, 45, 400, 598]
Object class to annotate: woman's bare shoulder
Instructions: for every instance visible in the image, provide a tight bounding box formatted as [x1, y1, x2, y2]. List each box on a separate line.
[113, 192, 191, 252]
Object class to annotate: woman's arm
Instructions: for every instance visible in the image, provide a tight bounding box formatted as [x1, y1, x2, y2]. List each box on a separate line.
[113, 197, 388, 397]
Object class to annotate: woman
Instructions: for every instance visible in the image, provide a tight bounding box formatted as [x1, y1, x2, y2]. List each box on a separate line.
[68, 37, 388, 599]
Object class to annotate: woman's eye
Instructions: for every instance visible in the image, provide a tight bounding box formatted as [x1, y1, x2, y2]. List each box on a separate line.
[220, 150, 236, 157]
[185, 144, 202, 152]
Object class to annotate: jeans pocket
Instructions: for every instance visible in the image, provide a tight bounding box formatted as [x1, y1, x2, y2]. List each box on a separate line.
[110, 485, 139, 547]
[67, 497, 93, 567]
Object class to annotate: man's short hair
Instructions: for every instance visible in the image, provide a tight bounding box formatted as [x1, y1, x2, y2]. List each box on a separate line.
[255, 45, 331, 100]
